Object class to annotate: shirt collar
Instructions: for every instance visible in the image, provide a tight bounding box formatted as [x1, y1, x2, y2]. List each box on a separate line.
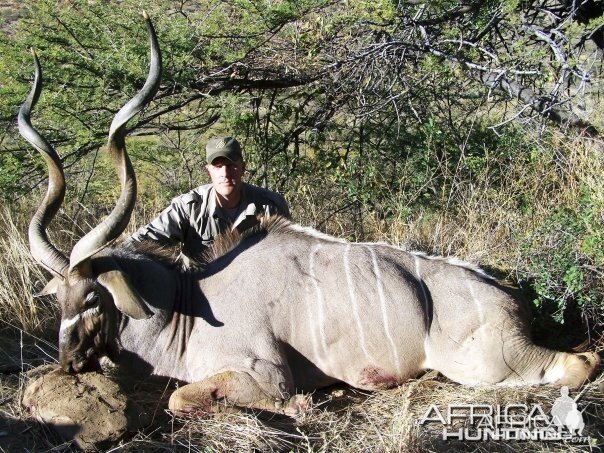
[209, 183, 256, 228]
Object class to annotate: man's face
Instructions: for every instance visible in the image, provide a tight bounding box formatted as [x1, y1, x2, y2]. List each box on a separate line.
[206, 157, 245, 199]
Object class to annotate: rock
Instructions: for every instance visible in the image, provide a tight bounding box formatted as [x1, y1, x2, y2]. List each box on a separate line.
[22, 365, 149, 450]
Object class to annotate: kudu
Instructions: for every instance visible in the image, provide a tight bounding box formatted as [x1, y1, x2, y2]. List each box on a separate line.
[19, 14, 600, 416]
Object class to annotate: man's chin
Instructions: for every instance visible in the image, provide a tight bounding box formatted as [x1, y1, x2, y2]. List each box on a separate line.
[216, 186, 238, 197]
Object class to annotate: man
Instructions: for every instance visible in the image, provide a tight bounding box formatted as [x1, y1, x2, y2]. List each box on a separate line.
[129, 136, 290, 264]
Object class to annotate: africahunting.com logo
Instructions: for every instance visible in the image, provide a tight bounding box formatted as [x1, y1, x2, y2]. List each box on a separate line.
[418, 386, 590, 443]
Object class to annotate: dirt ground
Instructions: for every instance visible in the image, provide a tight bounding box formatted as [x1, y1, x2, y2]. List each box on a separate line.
[1, 328, 603, 452]
[0, 327, 176, 451]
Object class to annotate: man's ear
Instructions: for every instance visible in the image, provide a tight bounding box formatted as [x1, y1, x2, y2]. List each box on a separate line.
[97, 270, 153, 320]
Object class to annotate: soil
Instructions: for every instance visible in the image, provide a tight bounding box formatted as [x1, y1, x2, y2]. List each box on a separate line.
[0, 331, 173, 451]
[21, 364, 150, 450]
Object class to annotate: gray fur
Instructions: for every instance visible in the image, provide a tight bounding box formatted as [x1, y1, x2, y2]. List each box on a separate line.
[57, 215, 598, 409]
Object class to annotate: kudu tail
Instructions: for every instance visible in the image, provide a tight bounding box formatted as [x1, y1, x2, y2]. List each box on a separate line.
[542, 351, 601, 388]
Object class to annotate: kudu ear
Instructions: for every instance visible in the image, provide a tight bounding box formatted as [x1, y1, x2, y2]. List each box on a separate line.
[37, 276, 61, 296]
[97, 270, 153, 320]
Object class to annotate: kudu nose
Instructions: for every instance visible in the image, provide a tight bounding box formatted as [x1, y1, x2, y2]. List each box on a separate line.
[59, 355, 76, 374]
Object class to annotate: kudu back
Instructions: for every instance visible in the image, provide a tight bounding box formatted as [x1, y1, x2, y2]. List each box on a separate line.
[19, 13, 600, 416]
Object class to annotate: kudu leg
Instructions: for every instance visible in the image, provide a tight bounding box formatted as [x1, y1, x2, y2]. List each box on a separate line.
[168, 371, 309, 416]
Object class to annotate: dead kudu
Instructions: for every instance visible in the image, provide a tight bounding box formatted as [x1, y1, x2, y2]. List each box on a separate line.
[19, 14, 600, 417]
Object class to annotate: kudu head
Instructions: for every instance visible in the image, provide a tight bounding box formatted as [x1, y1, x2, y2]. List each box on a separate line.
[18, 12, 162, 373]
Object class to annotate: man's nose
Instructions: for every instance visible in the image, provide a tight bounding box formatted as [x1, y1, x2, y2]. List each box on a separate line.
[223, 166, 237, 177]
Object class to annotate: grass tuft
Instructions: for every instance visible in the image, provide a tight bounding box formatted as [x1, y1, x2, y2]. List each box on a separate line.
[0, 206, 58, 333]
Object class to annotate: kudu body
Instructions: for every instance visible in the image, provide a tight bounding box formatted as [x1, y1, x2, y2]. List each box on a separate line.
[20, 14, 599, 416]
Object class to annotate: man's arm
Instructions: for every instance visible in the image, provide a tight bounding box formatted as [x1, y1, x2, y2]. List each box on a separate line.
[128, 196, 190, 246]
[272, 194, 290, 219]
[263, 190, 290, 219]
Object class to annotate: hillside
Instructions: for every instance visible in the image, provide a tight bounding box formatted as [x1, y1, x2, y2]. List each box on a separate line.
[0, 1, 22, 34]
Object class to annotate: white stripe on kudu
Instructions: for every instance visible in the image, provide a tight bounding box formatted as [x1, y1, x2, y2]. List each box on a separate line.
[367, 246, 402, 375]
[344, 244, 372, 361]
[466, 269, 485, 325]
[310, 243, 329, 359]
[288, 224, 347, 243]
[59, 306, 100, 341]
[60, 306, 100, 332]
[307, 243, 328, 369]
[60, 313, 81, 332]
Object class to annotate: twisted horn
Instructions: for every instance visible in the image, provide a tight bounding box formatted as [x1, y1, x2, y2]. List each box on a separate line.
[68, 11, 162, 276]
[18, 49, 69, 279]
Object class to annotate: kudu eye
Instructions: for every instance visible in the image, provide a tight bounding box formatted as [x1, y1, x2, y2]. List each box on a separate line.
[84, 291, 99, 308]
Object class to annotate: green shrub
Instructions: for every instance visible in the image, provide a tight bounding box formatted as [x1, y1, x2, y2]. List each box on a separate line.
[519, 188, 604, 326]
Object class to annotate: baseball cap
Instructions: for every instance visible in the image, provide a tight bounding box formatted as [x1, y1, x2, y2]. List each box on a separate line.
[205, 136, 243, 164]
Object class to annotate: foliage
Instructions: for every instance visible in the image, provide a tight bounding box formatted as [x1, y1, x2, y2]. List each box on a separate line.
[520, 187, 604, 323]
[1, 0, 602, 196]
[0, 0, 602, 339]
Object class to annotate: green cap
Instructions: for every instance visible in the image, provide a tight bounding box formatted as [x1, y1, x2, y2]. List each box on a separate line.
[205, 136, 243, 164]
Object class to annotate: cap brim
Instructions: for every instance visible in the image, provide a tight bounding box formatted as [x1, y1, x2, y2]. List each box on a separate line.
[207, 151, 240, 164]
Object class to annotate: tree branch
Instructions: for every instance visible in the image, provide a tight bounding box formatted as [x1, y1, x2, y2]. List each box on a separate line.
[477, 70, 598, 136]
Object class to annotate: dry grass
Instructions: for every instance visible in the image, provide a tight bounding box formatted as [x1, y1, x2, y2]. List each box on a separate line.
[366, 134, 604, 273]
[0, 206, 58, 334]
[3, 364, 601, 451]
[118, 373, 604, 451]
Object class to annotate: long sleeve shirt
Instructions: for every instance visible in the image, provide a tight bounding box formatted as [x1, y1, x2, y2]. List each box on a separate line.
[129, 182, 290, 262]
